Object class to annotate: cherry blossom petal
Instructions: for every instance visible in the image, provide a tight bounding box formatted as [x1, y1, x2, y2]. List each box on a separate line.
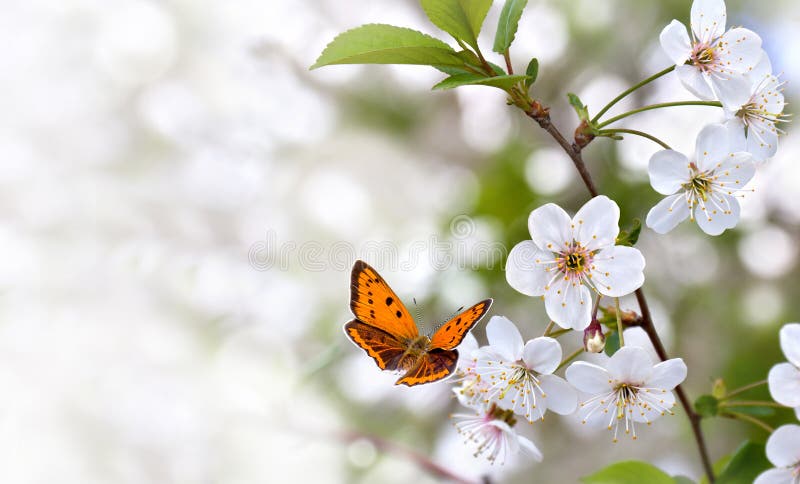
[712, 152, 756, 188]
[795, 406, 800, 421]
[485, 316, 524, 362]
[695, 123, 731, 172]
[694, 193, 740, 235]
[538, 374, 578, 415]
[518, 436, 543, 462]
[607, 346, 653, 384]
[590, 246, 646, 298]
[649, 358, 688, 390]
[659, 20, 691, 65]
[765, 424, 800, 467]
[717, 28, 763, 75]
[647, 193, 691, 234]
[691, 0, 726, 43]
[780, 323, 800, 367]
[566, 361, 613, 394]
[544, 278, 592, 330]
[724, 118, 748, 152]
[712, 75, 752, 112]
[457, 333, 479, 370]
[754, 468, 795, 484]
[529, 203, 573, 252]
[649, 149, 690, 195]
[573, 195, 620, 250]
[768, 362, 800, 408]
[522, 337, 562, 375]
[746, 124, 779, 162]
[676, 64, 715, 100]
[631, 390, 676, 423]
[505, 240, 552, 296]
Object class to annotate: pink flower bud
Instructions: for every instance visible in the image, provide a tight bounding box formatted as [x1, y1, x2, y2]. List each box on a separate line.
[583, 319, 605, 353]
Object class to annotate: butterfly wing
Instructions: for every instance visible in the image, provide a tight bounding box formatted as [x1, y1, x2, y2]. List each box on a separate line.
[350, 260, 418, 341]
[344, 319, 407, 371]
[395, 349, 459, 386]
[429, 298, 493, 350]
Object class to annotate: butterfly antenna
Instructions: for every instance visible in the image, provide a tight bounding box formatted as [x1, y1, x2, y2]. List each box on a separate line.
[413, 298, 424, 324]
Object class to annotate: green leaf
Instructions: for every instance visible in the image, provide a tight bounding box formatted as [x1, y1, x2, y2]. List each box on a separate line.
[432, 73, 529, 91]
[311, 24, 463, 69]
[672, 477, 695, 484]
[493, 0, 528, 52]
[568, 92, 590, 121]
[694, 395, 719, 417]
[420, 0, 493, 50]
[616, 219, 642, 247]
[581, 461, 674, 484]
[604, 331, 620, 356]
[726, 405, 776, 417]
[715, 441, 770, 484]
[525, 57, 539, 87]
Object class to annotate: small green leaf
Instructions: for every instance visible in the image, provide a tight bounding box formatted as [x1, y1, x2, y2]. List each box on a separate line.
[711, 378, 726, 399]
[726, 405, 776, 417]
[694, 395, 719, 417]
[581, 461, 674, 484]
[568, 92, 590, 121]
[715, 441, 770, 484]
[311, 24, 463, 69]
[616, 219, 642, 247]
[432, 73, 529, 91]
[604, 331, 620, 356]
[420, 0, 493, 51]
[493, 0, 528, 53]
[525, 57, 539, 87]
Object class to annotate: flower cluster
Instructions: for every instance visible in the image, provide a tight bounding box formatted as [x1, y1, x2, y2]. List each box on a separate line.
[768, 323, 800, 420]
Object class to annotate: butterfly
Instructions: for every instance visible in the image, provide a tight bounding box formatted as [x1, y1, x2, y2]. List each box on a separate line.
[344, 260, 492, 386]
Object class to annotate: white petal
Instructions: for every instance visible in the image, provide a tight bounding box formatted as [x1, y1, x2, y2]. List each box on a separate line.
[746, 126, 779, 162]
[694, 193, 741, 235]
[724, 118, 748, 151]
[648, 358, 687, 390]
[529, 203, 573, 252]
[505, 240, 552, 296]
[566, 361, 613, 394]
[795, 406, 800, 421]
[691, 0, 726, 43]
[538, 374, 578, 415]
[649, 149, 690, 195]
[572, 195, 620, 250]
[660, 20, 691, 65]
[768, 363, 800, 408]
[522, 337, 562, 375]
[485, 316, 524, 362]
[712, 152, 756, 187]
[647, 193, 691, 234]
[544, 278, 592, 330]
[676, 64, 716, 100]
[518, 436, 543, 462]
[590, 246, 646, 297]
[631, 390, 676, 423]
[695, 123, 731, 172]
[765, 424, 800, 467]
[781, 323, 800, 367]
[607, 346, 654, 384]
[748, 52, 773, 84]
[717, 28, 763, 75]
[754, 468, 795, 484]
[712, 75, 753, 112]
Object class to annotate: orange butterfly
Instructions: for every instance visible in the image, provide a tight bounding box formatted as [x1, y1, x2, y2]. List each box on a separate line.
[344, 260, 492, 386]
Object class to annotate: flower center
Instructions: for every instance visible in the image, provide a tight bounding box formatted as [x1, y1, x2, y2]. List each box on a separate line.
[690, 43, 717, 71]
[487, 402, 517, 427]
[682, 163, 713, 202]
[555, 242, 594, 279]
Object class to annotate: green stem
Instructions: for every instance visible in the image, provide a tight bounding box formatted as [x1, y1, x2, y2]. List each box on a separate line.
[548, 328, 572, 338]
[615, 298, 624, 347]
[556, 347, 585, 372]
[592, 65, 676, 123]
[596, 101, 723, 129]
[721, 412, 774, 433]
[598, 128, 672, 150]
[720, 401, 787, 409]
[720, 379, 768, 401]
[503, 50, 514, 75]
[543, 321, 555, 336]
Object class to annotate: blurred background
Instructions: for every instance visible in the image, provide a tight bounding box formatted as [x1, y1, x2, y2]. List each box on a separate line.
[3, 0, 799, 482]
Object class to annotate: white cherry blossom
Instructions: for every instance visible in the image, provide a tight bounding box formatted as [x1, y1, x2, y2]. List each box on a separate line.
[768, 323, 800, 414]
[467, 316, 577, 423]
[754, 424, 800, 484]
[566, 346, 687, 442]
[451, 403, 543, 464]
[646, 123, 755, 235]
[506, 196, 645, 330]
[659, 0, 763, 107]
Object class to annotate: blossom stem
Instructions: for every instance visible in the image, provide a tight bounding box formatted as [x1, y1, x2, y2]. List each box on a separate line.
[556, 346, 585, 372]
[720, 412, 775, 433]
[543, 321, 555, 336]
[339, 431, 480, 484]
[597, 128, 672, 149]
[596, 101, 723, 129]
[547, 328, 572, 338]
[614, 298, 624, 347]
[719, 379, 768, 400]
[504, 50, 514, 75]
[591, 65, 676, 123]
[719, 400, 787, 409]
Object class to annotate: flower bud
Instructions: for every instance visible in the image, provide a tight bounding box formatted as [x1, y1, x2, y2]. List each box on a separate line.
[583, 319, 605, 353]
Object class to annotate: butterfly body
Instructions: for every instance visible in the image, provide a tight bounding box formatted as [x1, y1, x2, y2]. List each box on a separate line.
[344, 260, 492, 386]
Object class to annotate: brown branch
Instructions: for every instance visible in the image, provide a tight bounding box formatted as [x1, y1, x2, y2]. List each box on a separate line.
[520, 102, 715, 483]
